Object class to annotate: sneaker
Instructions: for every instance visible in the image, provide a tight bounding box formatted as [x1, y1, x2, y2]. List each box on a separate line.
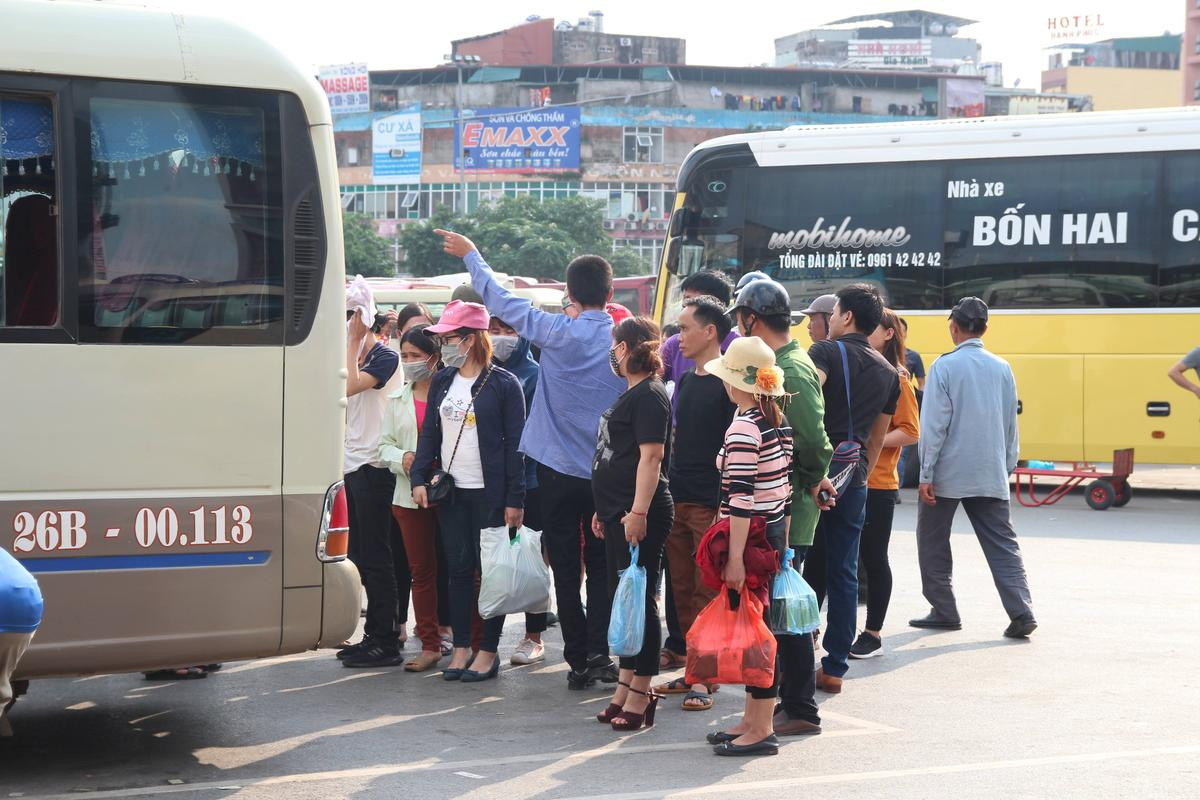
[585, 654, 618, 684]
[848, 631, 882, 659]
[511, 638, 545, 665]
[342, 640, 404, 668]
[336, 636, 374, 660]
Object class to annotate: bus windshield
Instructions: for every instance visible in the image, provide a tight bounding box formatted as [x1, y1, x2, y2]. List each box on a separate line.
[662, 150, 1200, 318]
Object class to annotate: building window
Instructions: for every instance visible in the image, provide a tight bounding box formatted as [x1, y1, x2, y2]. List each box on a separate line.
[1194, 79, 1200, 102]
[623, 126, 663, 164]
[1195, 34, 1200, 55]
[346, 146, 358, 165]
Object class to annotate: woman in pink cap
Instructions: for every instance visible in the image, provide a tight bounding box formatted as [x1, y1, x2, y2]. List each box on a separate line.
[410, 300, 529, 683]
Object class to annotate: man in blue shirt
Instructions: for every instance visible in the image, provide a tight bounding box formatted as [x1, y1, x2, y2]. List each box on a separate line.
[436, 229, 626, 689]
[1, 549, 43, 737]
[911, 297, 1036, 639]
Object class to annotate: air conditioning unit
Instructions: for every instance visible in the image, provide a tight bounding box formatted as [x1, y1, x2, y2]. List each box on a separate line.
[603, 220, 616, 230]
[655, 221, 667, 231]
[620, 37, 632, 46]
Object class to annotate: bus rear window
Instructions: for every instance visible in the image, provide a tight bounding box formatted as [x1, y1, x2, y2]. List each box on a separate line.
[79, 91, 283, 343]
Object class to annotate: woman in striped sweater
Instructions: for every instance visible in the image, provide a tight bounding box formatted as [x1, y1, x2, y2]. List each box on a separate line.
[703, 336, 793, 757]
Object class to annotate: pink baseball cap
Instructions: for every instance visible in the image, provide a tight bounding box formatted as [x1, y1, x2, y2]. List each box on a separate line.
[426, 300, 490, 333]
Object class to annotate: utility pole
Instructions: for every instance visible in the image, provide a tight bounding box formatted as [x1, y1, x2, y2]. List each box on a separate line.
[446, 53, 480, 216]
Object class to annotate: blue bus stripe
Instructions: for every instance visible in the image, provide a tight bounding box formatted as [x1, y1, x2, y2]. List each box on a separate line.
[20, 551, 271, 573]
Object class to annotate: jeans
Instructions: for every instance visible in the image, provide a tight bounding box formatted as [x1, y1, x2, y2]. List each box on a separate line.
[344, 465, 402, 642]
[861, 488, 898, 632]
[522, 486, 547, 636]
[817, 478, 867, 679]
[603, 488, 673, 676]
[392, 506, 440, 652]
[436, 488, 506, 653]
[802, 525, 826, 610]
[538, 463, 610, 670]
[775, 546, 819, 724]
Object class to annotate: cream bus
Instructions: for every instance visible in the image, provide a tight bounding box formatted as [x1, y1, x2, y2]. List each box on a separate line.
[655, 108, 1200, 465]
[0, 0, 359, 680]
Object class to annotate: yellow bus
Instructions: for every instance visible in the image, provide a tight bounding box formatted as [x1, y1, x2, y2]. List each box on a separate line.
[655, 108, 1200, 465]
[1, 0, 359, 680]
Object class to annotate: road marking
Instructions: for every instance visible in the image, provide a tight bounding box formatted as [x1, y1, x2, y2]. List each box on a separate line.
[274, 671, 384, 694]
[453, 771, 485, 779]
[17, 728, 883, 799]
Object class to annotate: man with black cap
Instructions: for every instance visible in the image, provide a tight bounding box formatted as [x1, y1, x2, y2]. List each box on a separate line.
[911, 297, 1036, 639]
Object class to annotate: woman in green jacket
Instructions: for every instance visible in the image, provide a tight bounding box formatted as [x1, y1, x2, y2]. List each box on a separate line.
[379, 325, 443, 672]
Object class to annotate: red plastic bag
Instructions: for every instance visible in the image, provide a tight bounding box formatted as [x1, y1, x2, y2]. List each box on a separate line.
[684, 590, 777, 689]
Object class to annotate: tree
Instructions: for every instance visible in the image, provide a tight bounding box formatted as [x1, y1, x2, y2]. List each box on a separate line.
[342, 212, 394, 278]
[395, 195, 653, 281]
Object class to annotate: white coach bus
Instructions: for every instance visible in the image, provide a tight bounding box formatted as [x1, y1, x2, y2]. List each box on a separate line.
[0, 0, 360, 679]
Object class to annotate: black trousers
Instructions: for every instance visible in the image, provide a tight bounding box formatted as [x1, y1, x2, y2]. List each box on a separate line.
[538, 463, 610, 670]
[861, 488, 898, 632]
[602, 489, 673, 677]
[345, 465, 401, 642]
[523, 485, 547, 635]
[773, 546, 819, 724]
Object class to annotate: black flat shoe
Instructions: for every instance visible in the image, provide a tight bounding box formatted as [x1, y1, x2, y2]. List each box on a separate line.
[706, 731, 736, 745]
[1003, 615, 1038, 639]
[908, 612, 962, 630]
[713, 735, 780, 757]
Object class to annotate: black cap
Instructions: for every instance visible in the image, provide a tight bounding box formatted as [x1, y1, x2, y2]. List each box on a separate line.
[949, 296, 989, 325]
[731, 279, 790, 317]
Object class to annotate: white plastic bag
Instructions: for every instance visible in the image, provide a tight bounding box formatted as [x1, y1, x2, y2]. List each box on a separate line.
[478, 525, 551, 619]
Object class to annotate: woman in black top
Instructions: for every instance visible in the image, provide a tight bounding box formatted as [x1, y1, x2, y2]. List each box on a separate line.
[590, 317, 674, 731]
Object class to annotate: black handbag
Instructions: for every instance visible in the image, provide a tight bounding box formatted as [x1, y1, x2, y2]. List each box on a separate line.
[426, 367, 492, 506]
[826, 340, 864, 494]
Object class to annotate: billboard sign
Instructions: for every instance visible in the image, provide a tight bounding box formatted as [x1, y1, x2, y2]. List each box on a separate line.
[371, 105, 422, 184]
[318, 63, 370, 115]
[846, 39, 933, 68]
[454, 107, 581, 172]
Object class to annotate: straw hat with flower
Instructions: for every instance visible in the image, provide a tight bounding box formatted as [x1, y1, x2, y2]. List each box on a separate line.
[703, 336, 786, 397]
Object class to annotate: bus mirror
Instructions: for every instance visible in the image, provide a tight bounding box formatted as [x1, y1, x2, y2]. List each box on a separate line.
[665, 238, 680, 272]
[668, 208, 686, 238]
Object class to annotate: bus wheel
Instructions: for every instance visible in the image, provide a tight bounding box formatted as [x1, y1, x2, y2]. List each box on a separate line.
[1085, 480, 1115, 511]
[1112, 481, 1133, 508]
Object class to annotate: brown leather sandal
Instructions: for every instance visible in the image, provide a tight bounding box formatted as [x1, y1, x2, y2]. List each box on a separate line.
[403, 650, 442, 673]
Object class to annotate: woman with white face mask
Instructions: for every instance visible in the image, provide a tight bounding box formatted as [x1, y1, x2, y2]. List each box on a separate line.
[378, 324, 444, 672]
[410, 301, 529, 683]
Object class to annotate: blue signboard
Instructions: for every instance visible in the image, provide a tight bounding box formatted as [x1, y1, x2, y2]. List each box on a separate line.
[371, 105, 422, 184]
[454, 107, 580, 172]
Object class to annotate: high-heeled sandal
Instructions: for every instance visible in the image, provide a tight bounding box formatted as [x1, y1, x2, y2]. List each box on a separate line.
[610, 686, 661, 731]
[596, 681, 630, 723]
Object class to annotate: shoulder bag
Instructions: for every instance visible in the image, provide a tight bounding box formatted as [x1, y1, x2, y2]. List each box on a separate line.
[826, 341, 863, 494]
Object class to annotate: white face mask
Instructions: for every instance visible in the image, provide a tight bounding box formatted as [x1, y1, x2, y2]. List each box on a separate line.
[441, 342, 468, 369]
[491, 335, 519, 362]
[402, 359, 434, 383]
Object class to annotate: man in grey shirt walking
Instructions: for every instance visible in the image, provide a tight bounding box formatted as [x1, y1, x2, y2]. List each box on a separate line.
[910, 297, 1036, 639]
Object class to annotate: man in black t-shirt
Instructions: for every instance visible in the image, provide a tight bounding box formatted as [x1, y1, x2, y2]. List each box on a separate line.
[807, 284, 900, 694]
[657, 296, 735, 709]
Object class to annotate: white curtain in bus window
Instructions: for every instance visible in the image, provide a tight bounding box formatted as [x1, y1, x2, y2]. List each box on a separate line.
[741, 163, 945, 310]
[1162, 152, 1200, 308]
[85, 97, 279, 335]
[943, 154, 1159, 309]
[0, 95, 58, 327]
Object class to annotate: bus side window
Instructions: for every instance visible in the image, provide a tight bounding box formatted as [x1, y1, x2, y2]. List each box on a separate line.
[1, 95, 59, 328]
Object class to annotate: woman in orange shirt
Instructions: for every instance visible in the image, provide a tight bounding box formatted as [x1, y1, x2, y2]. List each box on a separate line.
[849, 308, 919, 660]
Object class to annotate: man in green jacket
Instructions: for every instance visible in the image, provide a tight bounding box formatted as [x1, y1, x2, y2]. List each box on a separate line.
[730, 278, 834, 737]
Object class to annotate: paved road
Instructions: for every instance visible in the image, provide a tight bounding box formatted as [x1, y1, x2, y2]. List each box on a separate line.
[3, 491, 1199, 799]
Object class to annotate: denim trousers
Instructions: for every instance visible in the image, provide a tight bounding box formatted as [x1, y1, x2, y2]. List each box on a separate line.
[817, 479, 867, 679]
[436, 488, 506, 653]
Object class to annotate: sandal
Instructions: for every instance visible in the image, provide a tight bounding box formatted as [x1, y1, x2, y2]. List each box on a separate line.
[682, 689, 714, 711]
[597, 681, 630, 723]
[658, 648, 686, 669]
[610, 687, 661, 731]
[404, 651, 442, 673]
[653, 676, 691, 695]
[439, 634, 453, 658]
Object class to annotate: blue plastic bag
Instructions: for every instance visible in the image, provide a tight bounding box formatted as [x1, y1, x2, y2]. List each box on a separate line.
[769, 548, 820, 635]
[607, 544, 646, 657]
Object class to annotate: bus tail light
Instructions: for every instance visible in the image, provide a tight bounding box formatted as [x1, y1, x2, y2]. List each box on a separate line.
[317, 481, 350, 562]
